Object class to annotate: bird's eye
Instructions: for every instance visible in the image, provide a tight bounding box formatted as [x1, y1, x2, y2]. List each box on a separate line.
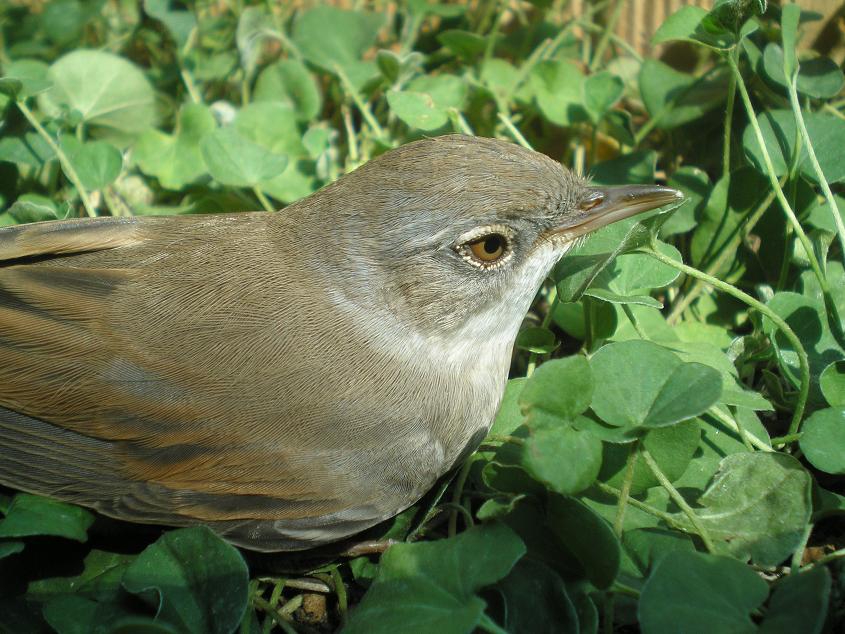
[458, 232, 512, 269]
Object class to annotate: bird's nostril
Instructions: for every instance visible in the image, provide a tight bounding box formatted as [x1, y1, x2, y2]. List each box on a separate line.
[579, 193, 604, 212]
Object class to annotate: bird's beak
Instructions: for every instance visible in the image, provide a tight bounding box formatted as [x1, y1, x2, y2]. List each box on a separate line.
[551, 184, 684, 240]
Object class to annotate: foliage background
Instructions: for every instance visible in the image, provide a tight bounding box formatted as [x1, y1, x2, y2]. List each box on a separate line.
[0, 0, 844, 632]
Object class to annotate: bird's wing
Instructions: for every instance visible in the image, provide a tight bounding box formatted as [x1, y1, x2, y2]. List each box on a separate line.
[0, 215, 398, 548]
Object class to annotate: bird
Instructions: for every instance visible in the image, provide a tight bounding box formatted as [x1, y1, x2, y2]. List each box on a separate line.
[0, 134, 681, 551]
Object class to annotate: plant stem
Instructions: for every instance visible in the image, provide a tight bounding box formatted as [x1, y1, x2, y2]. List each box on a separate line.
[707, 406, 772, 452]
[335, 65, 387, 142]
[478, 613, 509, 634]
[728, 55, 844, 349]
[787, 81, 845, 265]
[596, 482, 683, 528]
[641, 447, 717, 553]
[647, 245, 810, 437]
[667, 179, 780, 324]
[498, 112, 533, 149]
[448, 456, 475, 537]
[613, 442, 639, 536]
[590, 0, 623, 71]
[17, 100, 97, 218]
[449, 108, 475, 135]
[252, 186, 275, 212]
[722, 48, 738, 177]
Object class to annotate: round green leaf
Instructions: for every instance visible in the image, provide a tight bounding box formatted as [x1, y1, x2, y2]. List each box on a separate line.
[387, 90, 449, 131]
[134, 104, 216, 190]
[639, 551, 768, 634]
[514, 326, 558, 354]
[820, 360, 845, 407]
[519, 355, 594, 420]
[761, 565, 831, 634]
[799, 408, 845, 474]
[200, 126, 287, 188]
[547, 495, 620, 590]
[684, 452, 812, 566]
[589, 340, 722, 429]
[763, 43, 844, 99]
[638, 59, 727, 130]
[123, 526, 249, 634]
[39, 50, 156, 142]
[344, 523, 525, 634]
[254, 59, 322, 122]
[0, 493, 93, 542]
[489, 378, 526, 437]
[743, 110, 845, 184]
[522, 423, 603, 495]
[529, 60, 585, 127]
[583, 71, 623, 124]
[61, 137, 123, 191]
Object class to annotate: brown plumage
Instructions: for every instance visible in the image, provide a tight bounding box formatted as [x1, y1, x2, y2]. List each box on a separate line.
[0, 135, 680, 550]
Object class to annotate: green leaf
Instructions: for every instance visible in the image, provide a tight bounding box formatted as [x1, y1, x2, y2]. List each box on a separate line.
[254, 60, 322, 122]
[0, 131, 56, 169]
[39, 50, 156, 143]
[29, 549, 135, 601]
[60, 137, 123, 190]
[622, 528, 695, 578]
[589, 340, 722, 430]
[652, 6, 737, 50]
[763, 44, 845, 99]
[200, 126, 288, 188]
[291, 6, 385, 91]
[638, 60, 727, 130]
[7, 194, 61, 224]
[0, 59, 52, 99]
[522, 421, 602, 495]
[144, 0, 196, 49]
[799, 408, 845, 474]
[489, 378, 527, 436]
[0, 541, 24, 559]
[590, 150, 656, 185]
[234, 102, 313, 203]
[599, 420, 701, 494]
[660, 167, 710, 237]
[123, 526, 249, 634]
[134, 104, 215, 190]
[761, 565, 830, 634]
[547, 495, 620, 589]
[344, 523, 525, 634]
[639, 551, 768, 634]
[491, 559, 579, 634]
[437, 30, 486, 61]
[780, 3, 800, 80]
[529, 60, 586, 127]
[0, 494, 93, 542]
[236, 7, 275, 77]
[683, 452, 812, 566]
[520, 356, 593, 420]
[583, 71, 623, 124]
[743, 109, 845, 184]
[514, 326, 558, 354]
[820, 360, 845, 407]
[387, 90, 449, 131]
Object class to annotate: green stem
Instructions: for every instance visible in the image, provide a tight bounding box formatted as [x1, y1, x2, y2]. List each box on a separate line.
[667, 179, 780, 324]
[448, 456, 475, 537]
[802, 547, 845, 570]
[527, 284, 558, 376]
[478, 613, 509, 634]
[641, 448, 717, 553]
[330, 567, 348, 624]
[769, 432, 803, 445]
[596, 482, 683, 528]
[790, 522, 813, 572]
[722, 49, 738, 177]
[613, 442, 639, 536]
[622, 304, 647, 339]
[787, 81, 845, 265]
[497, 112, 533, 150]
[728, 56, 832, 310]
[17, 100, 97, 218]
[590, 0, 624, 71]
[252, 186, 275, 212]
[335, 65, 387, 141]
[707, 406, 772, 452]
[448, 108, 475, 135]
[648, 245, 810, 437]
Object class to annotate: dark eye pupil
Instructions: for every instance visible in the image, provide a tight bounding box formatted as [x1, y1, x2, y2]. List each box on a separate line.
[484, 235, 503, 254]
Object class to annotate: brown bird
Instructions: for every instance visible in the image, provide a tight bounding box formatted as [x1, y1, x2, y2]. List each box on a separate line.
[0, 135, 680, 551]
